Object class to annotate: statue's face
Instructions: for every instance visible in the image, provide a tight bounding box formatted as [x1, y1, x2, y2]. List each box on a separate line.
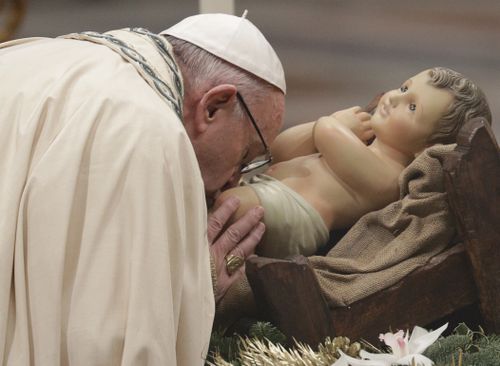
[371, 70, 453, 155]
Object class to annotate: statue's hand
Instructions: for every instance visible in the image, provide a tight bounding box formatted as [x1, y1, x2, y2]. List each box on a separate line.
[332, 106, 374, 143]
[207, 196, 265, 303]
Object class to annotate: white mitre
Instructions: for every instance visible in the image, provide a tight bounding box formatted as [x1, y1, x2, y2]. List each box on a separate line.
[160, 11, 286, 94]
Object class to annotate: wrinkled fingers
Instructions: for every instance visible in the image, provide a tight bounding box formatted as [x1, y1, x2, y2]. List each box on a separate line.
[217, 206, 264, 252]
[207, 196, 240, 243]
[228, 222, 265, 259]
[224, 222, 265, 276]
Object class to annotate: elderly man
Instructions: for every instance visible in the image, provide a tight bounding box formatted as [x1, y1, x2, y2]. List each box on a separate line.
[0, 13, 285, 365]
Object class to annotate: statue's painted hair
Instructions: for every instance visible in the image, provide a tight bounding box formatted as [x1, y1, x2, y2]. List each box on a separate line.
[428, 67, 492, 144]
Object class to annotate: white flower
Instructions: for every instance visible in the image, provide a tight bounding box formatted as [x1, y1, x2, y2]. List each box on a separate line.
[331, 323, 448, 366]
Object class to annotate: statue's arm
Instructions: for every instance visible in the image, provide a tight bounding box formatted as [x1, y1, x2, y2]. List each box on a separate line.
[270, 104, 376, 165]
[270, 121, 318, 164]
[313, 114, 392, 193]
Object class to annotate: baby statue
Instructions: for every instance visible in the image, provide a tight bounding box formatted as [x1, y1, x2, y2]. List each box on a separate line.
[215, 67, 491, 258]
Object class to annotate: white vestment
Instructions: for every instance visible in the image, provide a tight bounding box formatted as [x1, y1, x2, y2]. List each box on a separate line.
[0, 29, 214, 365]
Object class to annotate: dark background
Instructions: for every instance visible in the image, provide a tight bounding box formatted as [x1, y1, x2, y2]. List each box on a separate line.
[12, 0, 500, 137]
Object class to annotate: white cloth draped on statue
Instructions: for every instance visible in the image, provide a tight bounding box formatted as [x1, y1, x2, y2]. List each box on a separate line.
[0, 29, 214, 365]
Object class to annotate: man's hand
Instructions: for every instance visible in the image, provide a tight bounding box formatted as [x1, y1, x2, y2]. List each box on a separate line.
[208, 196, 265, 303]
[332, 106, 374, 143]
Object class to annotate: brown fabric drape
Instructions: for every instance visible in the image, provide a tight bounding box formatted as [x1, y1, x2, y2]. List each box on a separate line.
[309, 144, 456, 306]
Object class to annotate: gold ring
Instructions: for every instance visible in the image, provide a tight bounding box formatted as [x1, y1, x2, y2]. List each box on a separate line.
[225, 254, 245, 275]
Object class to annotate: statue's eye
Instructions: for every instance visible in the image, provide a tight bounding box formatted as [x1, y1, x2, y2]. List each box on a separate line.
[409, 104, 416, 111]
[400, 85, 408, 92]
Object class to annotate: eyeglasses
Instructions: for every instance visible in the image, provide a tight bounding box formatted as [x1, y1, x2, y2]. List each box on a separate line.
[236, 91, 273, 174]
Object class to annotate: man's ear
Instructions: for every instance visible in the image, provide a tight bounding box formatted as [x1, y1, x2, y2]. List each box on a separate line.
[193, 84, 237, 134]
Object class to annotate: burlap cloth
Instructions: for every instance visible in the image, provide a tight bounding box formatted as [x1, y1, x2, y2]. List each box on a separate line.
[309, 144, 456, 306]
[215, 144, 457, 323]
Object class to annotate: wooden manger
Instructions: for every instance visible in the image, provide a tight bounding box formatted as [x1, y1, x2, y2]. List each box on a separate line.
[246, 117, 499, 346]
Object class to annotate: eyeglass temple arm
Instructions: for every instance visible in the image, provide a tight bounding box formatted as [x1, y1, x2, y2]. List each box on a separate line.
[236, 92, 270, 151]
